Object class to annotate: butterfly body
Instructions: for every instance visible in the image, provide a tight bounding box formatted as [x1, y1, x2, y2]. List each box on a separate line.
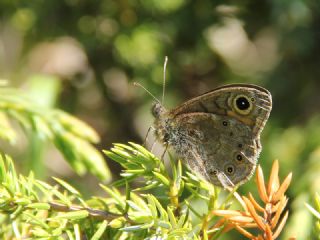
[152, 84, 272, 187]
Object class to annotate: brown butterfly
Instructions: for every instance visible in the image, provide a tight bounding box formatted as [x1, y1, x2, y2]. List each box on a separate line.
[152, 84, 272, 188]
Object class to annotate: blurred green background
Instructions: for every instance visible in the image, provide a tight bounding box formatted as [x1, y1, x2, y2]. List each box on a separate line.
[1, 0, 320, 239]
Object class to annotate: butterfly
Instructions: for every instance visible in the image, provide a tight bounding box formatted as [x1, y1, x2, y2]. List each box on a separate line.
[152, 84, 272, 188]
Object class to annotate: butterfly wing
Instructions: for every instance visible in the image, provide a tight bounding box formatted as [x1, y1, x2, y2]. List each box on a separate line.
[170, 84, 272, 137]
[169, 112, 260, 187]
[164, 84, 272, 187]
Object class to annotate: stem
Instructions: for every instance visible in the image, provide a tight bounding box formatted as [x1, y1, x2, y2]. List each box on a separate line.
[49, 202, 125, 221]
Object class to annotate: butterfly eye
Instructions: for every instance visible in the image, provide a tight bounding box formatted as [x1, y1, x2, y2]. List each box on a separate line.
[209, 169, 217, 175]
[233, 95, 253, 115]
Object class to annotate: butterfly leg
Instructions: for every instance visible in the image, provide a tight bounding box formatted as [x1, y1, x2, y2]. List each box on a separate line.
[143, 126, 154, 147]
[150, 141, 157, 152]
[160, 143, 168, 162]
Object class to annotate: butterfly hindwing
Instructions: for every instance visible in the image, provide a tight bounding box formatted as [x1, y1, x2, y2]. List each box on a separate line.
[168, 112, 258, 187]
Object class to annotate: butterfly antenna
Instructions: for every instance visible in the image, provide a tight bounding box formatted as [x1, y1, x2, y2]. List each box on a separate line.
[133, 82, 161, 104]
[162, 56, 168, 105]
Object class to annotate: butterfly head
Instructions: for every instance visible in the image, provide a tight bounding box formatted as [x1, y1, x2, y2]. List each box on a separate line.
[152, 102, 166, 118]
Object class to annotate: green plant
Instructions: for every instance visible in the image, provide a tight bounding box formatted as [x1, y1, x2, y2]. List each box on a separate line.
[306, 193, 320, 239]
[0, 141, 295, 239]
[0, 87, 110, 180]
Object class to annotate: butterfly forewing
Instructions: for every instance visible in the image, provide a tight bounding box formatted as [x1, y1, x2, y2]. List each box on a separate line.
[171, 84, 272, 135]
